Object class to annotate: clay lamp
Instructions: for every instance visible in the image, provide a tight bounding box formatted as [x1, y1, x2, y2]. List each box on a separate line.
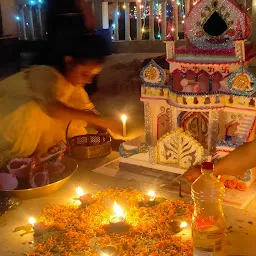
[75, 186, 94, 206]
[109, 201, 125, 224]
[107, 202, 130, 233]
[142, 190, 156, 203]
[98, 245, 117, 256]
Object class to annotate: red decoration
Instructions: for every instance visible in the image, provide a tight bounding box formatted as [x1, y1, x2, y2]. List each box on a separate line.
[166, 20, 174, 41]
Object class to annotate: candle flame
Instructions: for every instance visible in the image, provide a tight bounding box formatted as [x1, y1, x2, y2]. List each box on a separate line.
[147, 190, 156, 201]
[101, 253, 109, 256]
[113, 201, 124, 217]
[180, 221, 188, 228]
[76, 186, 84, 197]
[121, 114, 127, 123]
[28, 217, 36, 226]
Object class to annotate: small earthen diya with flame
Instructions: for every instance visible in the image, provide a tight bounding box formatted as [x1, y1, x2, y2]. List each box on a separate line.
[76, 186, 95, 206]
[98, 245, 117, 256]
[140, 190, 166, 206]
[106, 201, 130, 233]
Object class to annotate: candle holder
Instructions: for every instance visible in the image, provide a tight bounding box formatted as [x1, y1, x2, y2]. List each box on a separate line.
[98, 245, 117, 256]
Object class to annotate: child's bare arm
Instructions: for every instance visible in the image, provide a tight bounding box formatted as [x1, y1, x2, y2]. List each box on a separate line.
[214, 140, 256, 176]
[184, 140, 256, 181]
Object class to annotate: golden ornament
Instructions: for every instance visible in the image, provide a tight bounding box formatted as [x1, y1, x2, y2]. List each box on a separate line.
[232, 73, 252, 91]
[145, 65, 157, 81]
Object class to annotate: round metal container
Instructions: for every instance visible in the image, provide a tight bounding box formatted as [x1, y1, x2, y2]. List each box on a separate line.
[0, 156, 77, 200]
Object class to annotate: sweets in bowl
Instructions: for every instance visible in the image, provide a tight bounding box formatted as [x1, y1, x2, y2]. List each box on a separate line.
[0, 173, 18, 190]
[7, 158, 32, 179]
[38, 141, 66, 163]
[30, 171, 50, 188]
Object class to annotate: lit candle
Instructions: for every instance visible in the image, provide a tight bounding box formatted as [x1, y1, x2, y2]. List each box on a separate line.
[121, 114, 127, 137]
[109, 201, 125, 224]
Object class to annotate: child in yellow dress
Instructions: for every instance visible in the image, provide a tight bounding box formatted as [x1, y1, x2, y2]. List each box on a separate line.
[0, 35, 119, 167]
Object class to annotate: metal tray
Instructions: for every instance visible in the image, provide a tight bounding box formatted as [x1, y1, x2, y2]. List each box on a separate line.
[0, 156, 77, 200]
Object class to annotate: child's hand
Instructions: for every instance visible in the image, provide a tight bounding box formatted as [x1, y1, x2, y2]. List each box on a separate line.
[184, 165, 201, 182]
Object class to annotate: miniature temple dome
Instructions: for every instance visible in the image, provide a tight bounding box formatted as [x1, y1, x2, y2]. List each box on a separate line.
[140, 60, 166, 86]
[185, 0, 252, 49]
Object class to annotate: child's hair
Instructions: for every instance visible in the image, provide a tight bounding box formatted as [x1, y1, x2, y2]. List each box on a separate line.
[47, 34, 108, 73]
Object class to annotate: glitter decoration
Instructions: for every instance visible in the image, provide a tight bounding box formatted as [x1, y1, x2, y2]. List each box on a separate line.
[232, 74, 251, 91]
[165, 41, 175, 59]
[144, 102, 152, 145]
[185, 0, 252, 49]
[157, 129, 204, 169]
[228, 67, 256, 96]
[171, 107, 178, 130]
[209, 109, 219, 154]
[145, 66, 158, 80]
[149, 146, 157, 164]
[168, 61, 241, 78]
[234, 40, 245, 62]
[140, 60, 166, 86]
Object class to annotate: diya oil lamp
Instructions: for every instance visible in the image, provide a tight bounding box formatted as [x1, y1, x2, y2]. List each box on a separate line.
[28, 217, 47, 236]
[141, 190, 156, 205]
[180, 221, 188, 229]
[28, 217, 36, 227]
[109, 201, 125, 224]
[13, 217, 37, 236]
[167, 219, 189, 234]
[75, 186, 94, 206]
[98, 245, 117, 256]
[33, 222, 48, 236]
[107, 202, 130, 233]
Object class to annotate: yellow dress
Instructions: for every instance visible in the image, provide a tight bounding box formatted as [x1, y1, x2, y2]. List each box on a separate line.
[0, 65, 95, 166]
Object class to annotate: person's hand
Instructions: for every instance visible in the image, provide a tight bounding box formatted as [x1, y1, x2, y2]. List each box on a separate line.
[183, 165, 201, 182]
[100, 118, 122, 137]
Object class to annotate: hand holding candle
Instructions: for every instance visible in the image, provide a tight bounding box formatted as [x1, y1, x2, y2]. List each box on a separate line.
[121, 114, 127, 137]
